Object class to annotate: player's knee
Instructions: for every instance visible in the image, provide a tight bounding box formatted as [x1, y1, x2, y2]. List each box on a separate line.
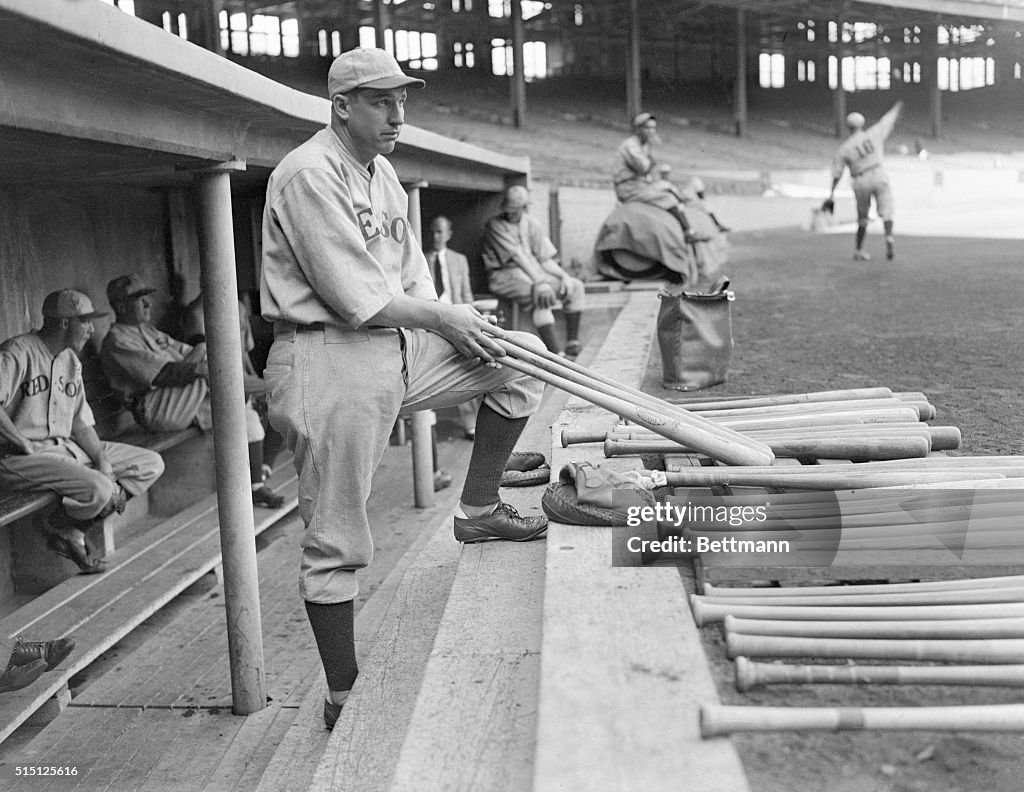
[531, 307, 555, 327]
[857, 218, 869, 228]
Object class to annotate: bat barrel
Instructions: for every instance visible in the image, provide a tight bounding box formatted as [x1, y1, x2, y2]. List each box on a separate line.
[734, 658, 1024, 690]
[700, 703, 1024, 736]
[725, 632, 1024, 663]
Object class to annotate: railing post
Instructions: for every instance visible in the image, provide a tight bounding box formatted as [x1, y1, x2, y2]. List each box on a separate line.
[193, 161, 267, 715]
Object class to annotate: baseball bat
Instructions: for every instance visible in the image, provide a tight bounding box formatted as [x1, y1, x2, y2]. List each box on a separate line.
[606, 436, 931, 462]
[668, 387, 894, 409]
[708, 407, 923, 430]
[890, 478, 1024, 489]
[690, 599, 1024, 626]
[494, 346, 774, 467]
[561, 423, 957, 448]
[673, 398, 924, 420]
[896, 392, 937, 420]
[864, 455, 1024, 468]
[610, 424, 960, 450]
[664, 467, 1014, 490]
[698, 586, 1024, 608]
[677, 505, 1024, 536]
[724, 614, 1024, 640]
[704, 574, 1024, 598]
[725, 632, 1024, 663]
[734, 657, 1024, 691]
[700, 702, 1024, 736]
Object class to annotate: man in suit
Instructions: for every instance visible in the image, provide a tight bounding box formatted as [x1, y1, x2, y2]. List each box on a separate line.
[427, 216, 478, 441]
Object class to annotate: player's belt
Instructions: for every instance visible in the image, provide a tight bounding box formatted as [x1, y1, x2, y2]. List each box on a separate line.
[274, 321, 389, 338]
[851, 164, 880, 178]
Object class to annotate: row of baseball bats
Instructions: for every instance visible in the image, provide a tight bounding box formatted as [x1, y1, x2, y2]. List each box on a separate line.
[695, 576, 1024, 735]
[560, 387, 951, 463]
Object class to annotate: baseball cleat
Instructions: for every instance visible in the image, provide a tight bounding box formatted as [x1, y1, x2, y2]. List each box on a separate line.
[433, 470, 453, 491]
[0, 659, 47, 694]
[852, 250, 871, 261]
[323, 690, 349, 730]
[8, 637, 76, 672]
[453, 502, 548, 543]
[252, 485, 285, 509]
[47, 529, 107, 575]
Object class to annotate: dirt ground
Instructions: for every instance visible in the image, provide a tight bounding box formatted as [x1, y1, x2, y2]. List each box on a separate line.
[642, 227, 1024, 792]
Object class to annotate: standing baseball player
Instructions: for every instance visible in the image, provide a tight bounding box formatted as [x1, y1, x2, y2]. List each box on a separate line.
[0, 290, 165, 574]
[260, 48, 546, 729]
[827, 101, 903, 261]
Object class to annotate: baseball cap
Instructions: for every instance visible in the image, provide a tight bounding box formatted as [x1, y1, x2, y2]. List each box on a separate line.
[632, 112, 656, 128]
[107, 274, 157, 306]
[846, 112, 866, 129]
[328, 48, 425, 98]
[42, 289, 109, 321]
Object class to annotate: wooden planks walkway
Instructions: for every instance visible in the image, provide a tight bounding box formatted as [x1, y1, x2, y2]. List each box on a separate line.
[533, 292, 750, 792]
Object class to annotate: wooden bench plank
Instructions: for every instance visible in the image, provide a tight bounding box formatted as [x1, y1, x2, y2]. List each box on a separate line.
[0, 469, 297, 743]
[307, 517, 463, 792]
[533, 523, 750, 792]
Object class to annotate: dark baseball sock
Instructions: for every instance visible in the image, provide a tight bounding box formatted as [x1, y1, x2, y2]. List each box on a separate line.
[460, 404, 529, 508]
[248, 442, 263, 485]
[304, 600, 359, 693]
[536, 323, 560, 353]
[565, 311, 581, 343]
[884, 220, 894, 237]
[855, 224, 867, 250]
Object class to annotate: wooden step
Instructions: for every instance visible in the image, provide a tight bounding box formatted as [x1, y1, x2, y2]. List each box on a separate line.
[0, 467, 298, 744]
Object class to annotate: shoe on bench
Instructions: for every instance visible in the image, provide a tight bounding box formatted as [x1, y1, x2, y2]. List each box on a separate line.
[453, 502, 548, 544]
[0, 659, 47, 694]
[8, 637, 76, 672]
[252, 486, 285, 509]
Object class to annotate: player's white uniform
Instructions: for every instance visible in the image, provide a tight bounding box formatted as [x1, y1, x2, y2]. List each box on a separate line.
[832, 104, 900, 222]
[0, 333, 164, 521]
[101, 323, 263, 441]
[261, 126, 543, 604]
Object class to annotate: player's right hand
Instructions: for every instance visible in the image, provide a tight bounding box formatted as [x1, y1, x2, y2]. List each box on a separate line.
[437, 304, 507, 365]
[532, 282, 557, 309]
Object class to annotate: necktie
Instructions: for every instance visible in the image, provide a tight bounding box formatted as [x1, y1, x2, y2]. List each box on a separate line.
[432, 251, 445, 298]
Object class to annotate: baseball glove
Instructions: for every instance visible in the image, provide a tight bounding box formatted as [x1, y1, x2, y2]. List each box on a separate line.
[821, 198, 835, 215]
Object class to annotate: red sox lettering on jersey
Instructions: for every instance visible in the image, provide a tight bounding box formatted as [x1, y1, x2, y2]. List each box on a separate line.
[0, 333, 95, 444]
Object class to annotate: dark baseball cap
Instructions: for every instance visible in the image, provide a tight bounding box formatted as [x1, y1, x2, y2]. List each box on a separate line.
[107, 274, 157, 305]
[42, 289, 109, 321]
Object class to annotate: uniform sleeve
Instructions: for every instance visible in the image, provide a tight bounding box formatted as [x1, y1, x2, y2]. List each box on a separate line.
[269, 168, 404, 327]
[0, 347, 25, 409]
[401, 245, 438, 302]
[620, 137, 653, 178]
[102, 329, 172, 389]
[527, 217, 558, 262]
[484, 216, 532, 268]
[870, 103, 901, 143]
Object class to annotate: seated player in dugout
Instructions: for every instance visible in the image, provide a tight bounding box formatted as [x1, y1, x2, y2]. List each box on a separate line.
[100, 275, 285, 509]
[0, 290, 165, 574]
[613, 111, 713, 242]
[259, 47, 548, 730]
[482, 185, 585, 358]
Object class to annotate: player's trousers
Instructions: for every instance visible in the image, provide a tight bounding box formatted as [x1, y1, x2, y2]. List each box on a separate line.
[852, 168, 894, 222]
[264, 323, 544, 604]
[0, 439, 165, 521]
[133, 380, 264, 442]
[487, 267, 586, 325]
